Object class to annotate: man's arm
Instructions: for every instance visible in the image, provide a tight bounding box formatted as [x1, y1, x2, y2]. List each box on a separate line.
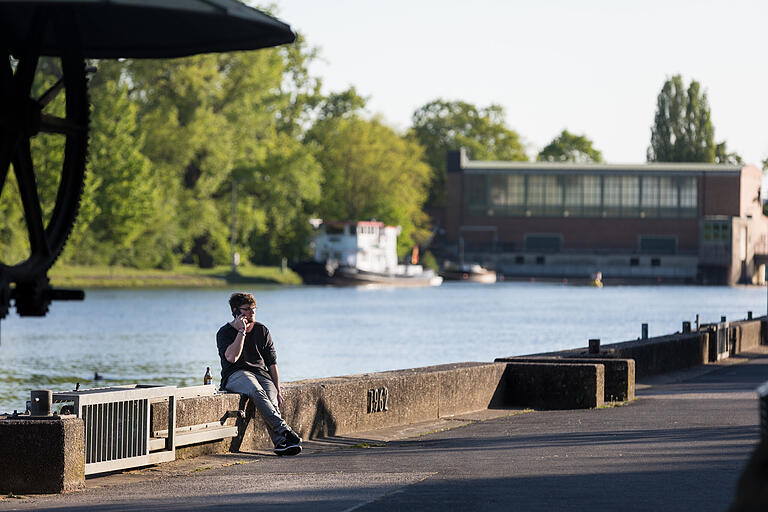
[268, 364, 284, 408]
[224, 316, 249, 363]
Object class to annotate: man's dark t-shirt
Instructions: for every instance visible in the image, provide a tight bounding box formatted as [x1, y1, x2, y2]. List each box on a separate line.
[216, 322, 277, 389]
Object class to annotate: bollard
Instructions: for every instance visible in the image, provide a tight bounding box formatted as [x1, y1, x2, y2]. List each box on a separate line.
[696, 314, 700, 331]
[682, 321, 691, 333]
[29, 389, 53, 417]
[641, 323, 648, 340]
[721, 316, 727, 323]
[748, 311, 753, 320]
[588, 338, 600, 354]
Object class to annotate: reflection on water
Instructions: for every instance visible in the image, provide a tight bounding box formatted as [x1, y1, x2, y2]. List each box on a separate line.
[1, 282, 765, 412]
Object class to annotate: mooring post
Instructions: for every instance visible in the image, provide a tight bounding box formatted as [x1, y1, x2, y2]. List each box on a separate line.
[29, 389, 52, 417]
[696, 314, 700, 331]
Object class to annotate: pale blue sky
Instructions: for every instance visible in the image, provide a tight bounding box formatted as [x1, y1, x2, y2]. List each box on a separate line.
[276, 0, 766, 166]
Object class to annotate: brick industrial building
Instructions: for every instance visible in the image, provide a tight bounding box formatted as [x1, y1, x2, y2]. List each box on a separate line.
[443, 149, 768, 284]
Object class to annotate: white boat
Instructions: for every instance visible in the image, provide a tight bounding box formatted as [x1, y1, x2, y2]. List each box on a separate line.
[291, 220, 442, 287]
[441, 262, 497, 283]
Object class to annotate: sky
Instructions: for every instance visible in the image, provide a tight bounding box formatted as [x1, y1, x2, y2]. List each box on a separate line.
[275, 0, 767, 166]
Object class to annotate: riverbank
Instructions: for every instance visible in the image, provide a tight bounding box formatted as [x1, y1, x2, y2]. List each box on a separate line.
[2, 350, 764, 510]
[48, 264, 303, 288]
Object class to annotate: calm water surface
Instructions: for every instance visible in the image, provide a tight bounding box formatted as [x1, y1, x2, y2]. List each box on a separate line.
[1, 282, 766, 412]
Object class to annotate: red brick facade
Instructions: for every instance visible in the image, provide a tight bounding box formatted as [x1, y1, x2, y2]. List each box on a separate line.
[442, 149, 768, 284]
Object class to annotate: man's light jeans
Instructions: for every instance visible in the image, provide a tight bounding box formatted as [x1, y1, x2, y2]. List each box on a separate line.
[225, 369, 289, 446]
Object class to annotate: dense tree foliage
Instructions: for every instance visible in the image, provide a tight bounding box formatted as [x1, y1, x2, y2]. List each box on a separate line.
[647, 75, 715, 163]
[307, 104, 431, 255]
[409, 100, 527, 209]
[714, 141, 743, 165]
[537, 130, 603, 163]
[0, 38, 431, 268]
[2, 36, 325, 269]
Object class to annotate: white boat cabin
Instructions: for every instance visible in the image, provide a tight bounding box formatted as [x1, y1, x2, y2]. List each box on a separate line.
[312, 221, 405, 274]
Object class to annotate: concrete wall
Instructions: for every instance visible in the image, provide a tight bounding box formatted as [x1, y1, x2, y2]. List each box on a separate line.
[544, 317, 764, 378]
[738, 320, 764, 352]
[4, 315, 764, 493]
[152, 362, 509, 456]
[538, 331, 709, 379]
[502, 362, 604, 410]
[0, 417, 84, 494]
[497, 357, 634, 402]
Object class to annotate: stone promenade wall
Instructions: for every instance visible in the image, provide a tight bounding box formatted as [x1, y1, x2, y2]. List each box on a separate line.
[3, 315, 764, 494]
[153, 362, 509, 456]
[541, 318, 764, 378]
[0, 418, 84, 494]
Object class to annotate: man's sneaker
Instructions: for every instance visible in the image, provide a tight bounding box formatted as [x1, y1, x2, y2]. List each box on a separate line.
[283, 428, 302, 445]
[274, 441, 301, 456]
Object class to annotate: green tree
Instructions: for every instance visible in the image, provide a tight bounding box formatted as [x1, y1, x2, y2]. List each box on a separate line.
[537, 130, 603, 163]
[714, 141, 743, 165]
[307, 114, 431, 255]
[62, 60, 164, 266]
[410, 100, 527, 209]
[3, 23, 327, 270]
[647, 75, 715, 162]
[122, 44, 316, 267]
[229, 133, 323, 264]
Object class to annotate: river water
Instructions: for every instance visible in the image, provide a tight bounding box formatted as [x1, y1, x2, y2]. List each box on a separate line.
[1, 282, 765, 412]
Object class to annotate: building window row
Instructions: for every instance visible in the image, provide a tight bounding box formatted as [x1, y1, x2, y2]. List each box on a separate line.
[467, 173, 698, 218]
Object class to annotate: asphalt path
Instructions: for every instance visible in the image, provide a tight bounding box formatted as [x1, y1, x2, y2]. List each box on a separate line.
[1, 353, 765, 512]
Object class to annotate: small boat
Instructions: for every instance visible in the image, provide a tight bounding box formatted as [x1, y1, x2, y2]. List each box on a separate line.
[291, 220, 442, 287]
[441, 263, 497, 283]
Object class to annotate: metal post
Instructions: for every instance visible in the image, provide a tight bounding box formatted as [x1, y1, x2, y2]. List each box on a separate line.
[30, 390, 52, 416]
[696, 314, 700, 331]
[748, 311, 753, 320]
[642, 323, 648, 340]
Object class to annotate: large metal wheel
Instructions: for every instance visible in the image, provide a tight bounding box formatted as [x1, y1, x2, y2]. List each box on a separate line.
[0, 10, 88, 316]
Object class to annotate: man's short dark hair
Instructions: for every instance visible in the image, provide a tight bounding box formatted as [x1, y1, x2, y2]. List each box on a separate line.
[229, 292, 257, 311]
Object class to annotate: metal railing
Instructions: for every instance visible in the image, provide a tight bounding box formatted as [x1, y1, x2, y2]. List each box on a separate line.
[709, 321, 731, 361]
[52, 384, 240, 475]
[54, 385, 176, 475]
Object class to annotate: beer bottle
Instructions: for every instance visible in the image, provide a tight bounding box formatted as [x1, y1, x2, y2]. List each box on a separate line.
[204, 366, 213, 386]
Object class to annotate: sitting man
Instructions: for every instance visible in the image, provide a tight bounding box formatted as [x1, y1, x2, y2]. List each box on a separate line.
[216, 292, 302, 456]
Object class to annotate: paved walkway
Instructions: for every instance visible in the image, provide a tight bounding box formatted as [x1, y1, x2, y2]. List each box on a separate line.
[2, 351, 766, 511]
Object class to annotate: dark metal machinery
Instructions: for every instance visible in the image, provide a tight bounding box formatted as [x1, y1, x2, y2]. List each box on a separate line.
[0, 0, 295, 318]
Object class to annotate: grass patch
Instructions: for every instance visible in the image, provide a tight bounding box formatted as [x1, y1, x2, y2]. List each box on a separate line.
[599, 401, 629, 409]
[5, 493, 26, 499]
[49, 263, 303, 288]
[192, 466, 213, 473]
[351, 442, 387, 449]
